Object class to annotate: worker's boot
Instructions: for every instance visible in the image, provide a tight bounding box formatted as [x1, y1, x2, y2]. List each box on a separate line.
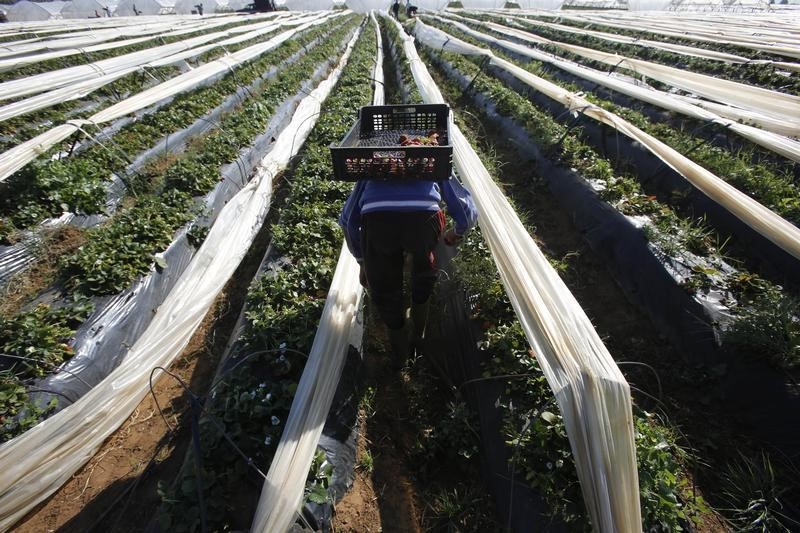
[388, 322, 410, 370]
[410, 298, 430, 344]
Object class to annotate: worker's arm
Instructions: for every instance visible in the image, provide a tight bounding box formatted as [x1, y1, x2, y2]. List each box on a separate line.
[441, 174, 478, 238]
[339, 180, 367, 262]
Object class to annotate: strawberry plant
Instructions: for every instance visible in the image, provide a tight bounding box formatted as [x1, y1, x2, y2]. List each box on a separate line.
[0, 298, 94, 442]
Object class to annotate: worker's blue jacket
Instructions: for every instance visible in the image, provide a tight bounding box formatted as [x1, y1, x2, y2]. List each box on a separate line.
[339, 176, 478, 262]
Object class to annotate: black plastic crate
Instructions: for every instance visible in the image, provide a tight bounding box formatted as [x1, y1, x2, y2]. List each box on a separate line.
[329, 104, 452, 181]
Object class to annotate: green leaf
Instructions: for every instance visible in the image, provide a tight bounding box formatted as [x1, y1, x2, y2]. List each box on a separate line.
[307, 484, 328, 505]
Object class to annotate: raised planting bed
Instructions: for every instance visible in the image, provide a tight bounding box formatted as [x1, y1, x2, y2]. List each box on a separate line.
[432, 14, 800, 217]
[157, 21, 377, 532]
[421, 16, 800, 286]
[379, 15, 424, 105]
[0, 21, 307, 237]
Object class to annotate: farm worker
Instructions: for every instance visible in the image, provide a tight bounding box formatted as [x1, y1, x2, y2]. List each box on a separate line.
[339, 174, 477, 363]
[391, 0, 400, 19]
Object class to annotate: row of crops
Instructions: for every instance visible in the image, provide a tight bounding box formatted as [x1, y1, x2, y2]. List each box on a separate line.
[0, 6, 798, 532]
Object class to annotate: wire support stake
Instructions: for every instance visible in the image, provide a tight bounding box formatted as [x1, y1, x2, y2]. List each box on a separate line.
[68, 121, 144, 197]
[225, 62, 255, 102]
[193, 116, 246, 191]
[553, 105, 591, 148]
[616, 361, 663, 402]
[141, 64, 165, 84]
[460, 54, 491, 102]
[0, 352, 95, 392]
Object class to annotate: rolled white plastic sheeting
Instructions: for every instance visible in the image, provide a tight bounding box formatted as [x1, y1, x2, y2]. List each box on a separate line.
[371, 10, 385, 106]
[536, 10, 800, 60]
[0, 11, 339, 183]
[0, 34, 169, 72]
[437, 14, 800, 162]
[393, 15, 642, 533]
[0, 14, 300, 101]
[587, 12, 800, 47]
[0, 17, 217, 60]
[0, 18, 346, 530]
[0, 14, 308, 123]
[0, 13, 223, 39]
[495, 12, 800, 73]
[462, 16, 800, 126]
[414, 19, 800, 260]
[459, 15, 800, 136]
[0, 13, 207, 33]
[0, 14, 281, 72]
[250, 17, 374, 531]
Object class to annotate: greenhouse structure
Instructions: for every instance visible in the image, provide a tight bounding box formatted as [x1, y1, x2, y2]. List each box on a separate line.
[60, 0, 118, 17]
[174, 0, 225, 14]
[114, 0, 176, 15]
[6, 1, 69, 21]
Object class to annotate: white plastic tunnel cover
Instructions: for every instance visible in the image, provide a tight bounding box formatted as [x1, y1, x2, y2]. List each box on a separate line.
[6, 1, 68, 22]
[61, 0, 117, 18]
[114, 0, 177, 16]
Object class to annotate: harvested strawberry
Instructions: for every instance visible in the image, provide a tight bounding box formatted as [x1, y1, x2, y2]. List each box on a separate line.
[398, 132, 441, 146]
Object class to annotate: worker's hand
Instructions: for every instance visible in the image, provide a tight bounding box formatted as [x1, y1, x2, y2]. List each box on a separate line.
[443, 229, 463, 246]
[358, 262, 368, 288]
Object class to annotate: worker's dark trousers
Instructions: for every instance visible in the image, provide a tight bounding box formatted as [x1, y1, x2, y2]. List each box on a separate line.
[362, 210, 445, 330]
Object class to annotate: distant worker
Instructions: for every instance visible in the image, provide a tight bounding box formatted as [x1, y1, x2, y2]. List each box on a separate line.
[391, 0, 399, 19]
[195, 2, 204, 14]
[102, 6, 112, 16]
